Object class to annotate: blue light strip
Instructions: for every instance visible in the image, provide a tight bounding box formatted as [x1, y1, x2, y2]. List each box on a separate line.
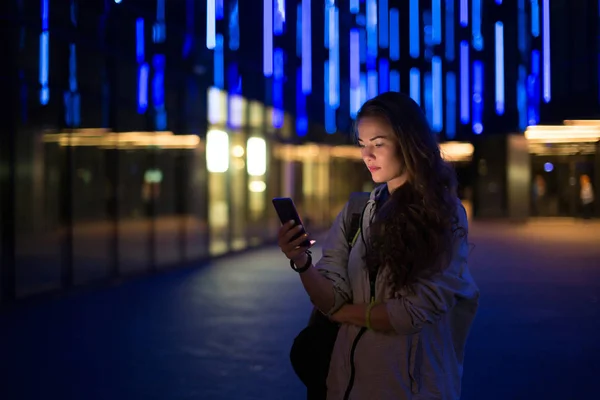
[136, 18, 145, 63]
[350, 29, 360, 118]
[153, 0, 166, 43]
[379, 58, 389, 93]
[207, 0, 216, 48]
[229, 0, 239, 50]
[39, 0, 49, 105]
[138, 64, 149, 114]
[379, 0, 388, 48]
[366, 0, 377, 69]
[531, 0, 540, 37]
[324, 62, 336, 134]
[446, 72, 457, 139]
[264, 0, 273, 77]
[432, 0, 441, 45]
[390, 69, 400, 92]
[152, 54, 166, 130]
[368, 70, 378, 99]
[528, 50, 540, 125]
[424, 72, 433, 126]
[409, 0, 419, 58]
[518, 0, 526, 55]
[329, 6, 340, 109]
[214, 34, 224, 88]
[296, 67, 308, 136]
[350, 0, 359, 14]
[472, 61, 483, 134]
[274, 0, 286, 35]
[302, 0, 312, 94]
[359, 28, 367, 63]
[472, 0, 483, 50]
[389, 8, 399, 61]
[296, 3, 302, 57]
[410, 67, 420, 105]
[216, 0, 224, 20]
[432, 56, 442, 132]
[445, 0, 454, 61]
[495, 22, 505, 115]
[360, 72, 367, 105]
[273, 48, 284, 128]
[542, 0, 551, 102]
[517, 65, 527, 130]
[460, 41, 469, 124]
[460, 0, 468, 27]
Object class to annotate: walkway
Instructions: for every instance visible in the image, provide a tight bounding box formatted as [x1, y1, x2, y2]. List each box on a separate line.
[1, 220, 599, 399]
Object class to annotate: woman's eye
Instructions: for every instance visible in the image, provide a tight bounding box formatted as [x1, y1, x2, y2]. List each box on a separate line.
[375, 143, 384, 147]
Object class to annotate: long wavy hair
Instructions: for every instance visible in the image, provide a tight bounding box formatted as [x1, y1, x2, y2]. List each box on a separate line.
[355, 92, 465, 293]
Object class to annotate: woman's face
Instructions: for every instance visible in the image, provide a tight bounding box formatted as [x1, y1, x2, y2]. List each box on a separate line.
[357, 117, 406, 188]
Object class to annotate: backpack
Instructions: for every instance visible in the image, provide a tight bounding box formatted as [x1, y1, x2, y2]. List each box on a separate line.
[289, 192, 370, 400]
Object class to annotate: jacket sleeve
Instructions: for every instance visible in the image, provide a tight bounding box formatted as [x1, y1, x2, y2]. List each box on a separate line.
[314, 201, 353, 316]
[385, 204, 479, 335]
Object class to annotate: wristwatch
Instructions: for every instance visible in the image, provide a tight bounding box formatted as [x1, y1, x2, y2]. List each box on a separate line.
[290, 251, 312, 273]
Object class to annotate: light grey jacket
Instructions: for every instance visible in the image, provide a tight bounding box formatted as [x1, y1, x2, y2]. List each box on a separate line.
[316, 185, 479, 400]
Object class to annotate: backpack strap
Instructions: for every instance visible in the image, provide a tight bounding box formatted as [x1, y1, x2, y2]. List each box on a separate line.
[344, 192, 370, 249]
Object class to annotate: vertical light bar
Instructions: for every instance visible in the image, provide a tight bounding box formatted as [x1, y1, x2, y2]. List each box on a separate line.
[214, 34, 224, 88]
[472, 61, 483, 134]
[542, 0, 551, 102]
[366, 0, 377, 69]
[152, 54, 166, 130]
[529, 49, 541, 125]
[136, 17, 148, 114]
[445, 0, 455, 61]
[296, 4, 302, 57]
[379, 0, 388, 48]
[460, 0, 468, 27]
[296, 67, 308, 135]
[350, 29, 360, 118]
[183, 0, 195, 57]
[424, 73, 433, 126]
[531, 0, 540, 37]
[216, 0, 224, 19]
[409, 0, 419, 58]
[432, 0, 442, 45]
[517, 65, 527, 130]
[518, 0, 526, 55]
[136, 18, 145, 62]
[39, 0, 49, 105]
[460, 41, 469, 124]
[379, 59, 389, 93]
[389, 8, 399, 61]
[302, 0, 312, 94]
[229, 0, 239, 50]
[207, 0, 216, 49]
[153, 0, 166, 43]
[432, 56, 442, 132]
[264, 0, 273, 77]
[390, 69, 400, 92]
[472, 0, 483, 50]
[329, 6, 340, 109]
[273, 48, 284, 128]
[446, 72, 457, 139]
[495, 22, 505, 115]
[350, 0, 359, 14]
[274, 0, 286, 35]
[324, 61, 336, 134]
[367, 70, 378, 99]
[410, 67, 420, 105]
[360, 72, 367, 106]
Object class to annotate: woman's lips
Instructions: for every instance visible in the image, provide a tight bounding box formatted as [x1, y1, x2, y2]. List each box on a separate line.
[368, 166, 381, 172]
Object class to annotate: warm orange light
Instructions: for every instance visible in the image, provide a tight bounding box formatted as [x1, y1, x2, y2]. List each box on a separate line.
[525, 125, 600, 143]
[44, 130, 200, 149]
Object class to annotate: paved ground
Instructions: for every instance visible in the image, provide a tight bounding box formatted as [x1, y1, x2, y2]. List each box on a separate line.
[1, 220, 599, 400]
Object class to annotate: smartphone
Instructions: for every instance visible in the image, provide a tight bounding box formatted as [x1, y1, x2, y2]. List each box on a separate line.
[272, 197, 311, 247]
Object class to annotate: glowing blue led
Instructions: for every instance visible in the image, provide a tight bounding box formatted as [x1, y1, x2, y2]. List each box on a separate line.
[229, 0, 239, 50]
[544, 162, 553, 172]
[472, 0, 483, 50]
[207, 0, 216, 49]
[446, 72, 457, 139]
[360, 72, 367, 105]
[366, 0, 377, 68]
[264, 0, 273, 77]
[359, 28, 367, 64]
[379, 0, 388, 48]
[432, 0, 441, 45]
[432, 56, 442, 132]
[389, 8, 399, 61]
[460, 41, 469, 124]
[445, 0, 454, 61]
[531, 0, 540, 37]
[350, 29, 360, 117]
[495, 22, 505, 115]
[528, 50, 541, 125]
[296, 4, 302, 57]
[301, 0, 312, 94]
[410, 68, 420, 105]
[517, 65, 527, 131]
[273, 48, 284, 128]
[542, 0, 551, 102]
[138, 63, 149, 114]
[472, 61, 483, 134]
[518, 0, 526, 55]
[460, 0, 468, 27]
[367, 70, 378, 99]
[216, 0, 224, 20]
[328, 6, 340, 109]
[153, 0, 166, 43]
[296, 67, 308, 136]
[39, 0, 49, 105]
[409, 0, 420, 58]
[274, 0, 286, 35]
[152, 54, 166, 130]
[214, 34, 224, 88]
[379, 59, 389, 93]
[424, 72, 433, 127]
[350, 0, 359, 14]
[136, 18, 144, 62]
[390, 70, 400, 92]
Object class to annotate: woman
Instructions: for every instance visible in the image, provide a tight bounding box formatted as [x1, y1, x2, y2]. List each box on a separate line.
[278, 92, 479, 400]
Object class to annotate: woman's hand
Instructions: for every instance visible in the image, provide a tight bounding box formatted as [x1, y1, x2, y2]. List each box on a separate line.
[277, 220, 315, 265]
[329, 305, 349, 324]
